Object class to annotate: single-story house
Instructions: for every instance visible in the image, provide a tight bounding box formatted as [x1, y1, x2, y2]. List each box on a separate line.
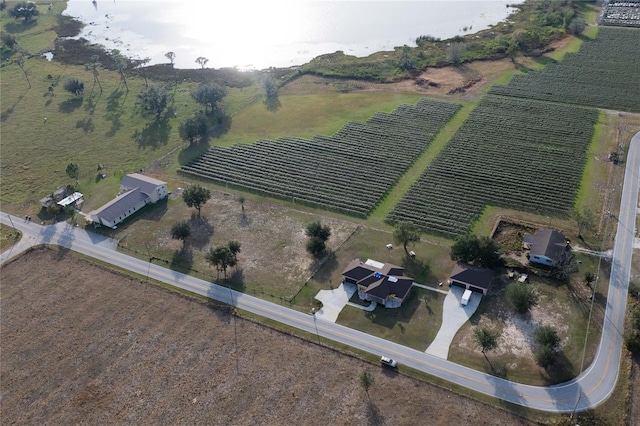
[526, 228, 569, 267]
[448, 262, 495, 296]
[341, 259, 414, 308]
[88, 174, 168, 228]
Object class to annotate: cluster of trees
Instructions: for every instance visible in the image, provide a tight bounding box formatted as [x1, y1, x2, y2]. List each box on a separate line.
[473, 323, 562, 369]
[533, 325, 561, 368]
[136, 85, 171, 119]
[205, 241, 241, 279]
[8, 1, 39, 22]
[179, 82, 228, 144]
[172, 184, 242, 280]
[450, 233, 503, 269]
[305, 221, 331, 257]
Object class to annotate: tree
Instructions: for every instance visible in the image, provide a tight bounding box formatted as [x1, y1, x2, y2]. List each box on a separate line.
[567, 17, 586, 35]
[190, 83, 227, 114]
[305, 221, 331, 256]
[111, 49, 129, 92]
[306, 221, 331, 241]
[14, 56, 31, 89]
[359, 371, 375, 401]
[534, 325, 560, 348]
[306, 237, 327, 257]
[137, 85, 170, 118]
[170, 220, 191, 251]
[450, 234, 502, 269]
[195, 56, 209, 69]
[393, 221, 421, 256]
[85, 55, 102, 93]
[446, 42, 466, 65]
[472, 326, 500, 366]
[450, 233, 480, 263]
[165, 51, 176, 66]
[9, 1, 40, 22]
[506, 282, 539, 314]
[64, 78, 84, 97]
[399, 45, 414, 70]
[476, 236, 503, 269]
[262, 75, 278, 100]
[584, 271, 595, 287]
[179, 112, 209, 144]
[205, 245, 235, 279]
[1, 31, 18, 49]
[228, 240, 241, 267]
[182, 184, 211, 217]
[534, 344, 557, 369]
[65, 163, 79, 183]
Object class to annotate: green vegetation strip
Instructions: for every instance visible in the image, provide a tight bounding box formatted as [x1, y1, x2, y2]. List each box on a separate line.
[490, 27, 640, 113]
[388, 95, 598, 238]
[180, 99, 461, 217]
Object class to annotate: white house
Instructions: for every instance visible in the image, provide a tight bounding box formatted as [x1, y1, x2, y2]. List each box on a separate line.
[88, 174, 168, 228]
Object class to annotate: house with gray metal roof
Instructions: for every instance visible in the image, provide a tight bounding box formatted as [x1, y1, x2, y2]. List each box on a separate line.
[88, 174, 168, 228]
[528, 228, 568, 267]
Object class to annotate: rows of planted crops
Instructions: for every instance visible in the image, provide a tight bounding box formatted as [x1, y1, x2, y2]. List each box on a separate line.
[180, 99, 461, 217]
[387, 95, 598, 238]
[489, 27, 640, 113]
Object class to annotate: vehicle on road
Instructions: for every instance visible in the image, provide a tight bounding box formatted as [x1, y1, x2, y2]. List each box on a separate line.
[380, 356, 397, 368]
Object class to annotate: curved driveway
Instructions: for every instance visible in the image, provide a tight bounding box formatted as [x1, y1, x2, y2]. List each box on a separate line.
[1, 132, 638, 412]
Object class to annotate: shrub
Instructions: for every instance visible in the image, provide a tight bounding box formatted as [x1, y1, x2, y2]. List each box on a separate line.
[506, 283, 539, 314]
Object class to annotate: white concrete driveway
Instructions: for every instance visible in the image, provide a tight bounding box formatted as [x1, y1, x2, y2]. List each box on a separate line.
[425, 285, 482, 359]
[314, 282, 357, 322]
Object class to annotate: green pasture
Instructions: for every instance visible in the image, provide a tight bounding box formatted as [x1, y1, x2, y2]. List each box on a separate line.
[214, 92, 425, 147]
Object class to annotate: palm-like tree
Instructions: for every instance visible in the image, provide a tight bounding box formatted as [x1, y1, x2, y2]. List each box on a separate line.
[472, 326, 500, 369]
[359, 371, 375, 401]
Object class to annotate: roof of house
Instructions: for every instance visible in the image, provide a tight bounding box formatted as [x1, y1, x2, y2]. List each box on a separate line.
[341, 259, 413, 301]
[120, 173, 166, 196]
[449, 262, 495, 291]
[89, 188, 147, 223]
[365, 276, 413, 302]
[530, 228, 567, 261]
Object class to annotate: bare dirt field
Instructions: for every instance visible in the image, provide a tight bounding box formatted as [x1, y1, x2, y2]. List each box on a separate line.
[0, 248, 541, 425]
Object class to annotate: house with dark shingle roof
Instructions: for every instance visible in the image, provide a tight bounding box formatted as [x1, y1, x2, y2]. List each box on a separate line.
[88, 174, 168, 228]
[448, 262, 495, 295]
[528, 228, 568, 267]
[341, 259, 413, 308]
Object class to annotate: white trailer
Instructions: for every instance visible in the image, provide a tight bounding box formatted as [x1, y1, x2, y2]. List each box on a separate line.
[461, 289, 472, 306]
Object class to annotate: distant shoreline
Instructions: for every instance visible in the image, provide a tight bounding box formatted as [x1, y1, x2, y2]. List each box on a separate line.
[60, 0, 523, 72]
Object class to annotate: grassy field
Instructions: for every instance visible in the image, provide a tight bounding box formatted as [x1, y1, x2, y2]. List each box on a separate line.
[0, 224, 21, 251]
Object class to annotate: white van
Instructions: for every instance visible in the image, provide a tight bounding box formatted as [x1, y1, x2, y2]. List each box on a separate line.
[461, 289, 472, 306]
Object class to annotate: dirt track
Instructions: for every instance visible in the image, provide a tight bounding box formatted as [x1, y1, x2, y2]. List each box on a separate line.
[0, 248, 540, 425]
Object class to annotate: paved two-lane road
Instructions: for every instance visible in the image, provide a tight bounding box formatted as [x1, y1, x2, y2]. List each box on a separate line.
[1, 132, 638, 412]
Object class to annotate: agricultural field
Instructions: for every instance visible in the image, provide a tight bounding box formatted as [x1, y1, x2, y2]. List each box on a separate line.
[180, 99, 460, 217]
[600, 0, 640, 27]
[489, 27, 640, 113]
[388, 96, 598, 238]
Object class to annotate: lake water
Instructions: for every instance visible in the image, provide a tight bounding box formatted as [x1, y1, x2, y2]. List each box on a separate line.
[64, 0, 522, 70]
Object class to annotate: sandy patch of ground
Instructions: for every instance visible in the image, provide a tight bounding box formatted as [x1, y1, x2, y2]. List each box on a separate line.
[282, 59, 516, 98]
[0, 248, 540, 425]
